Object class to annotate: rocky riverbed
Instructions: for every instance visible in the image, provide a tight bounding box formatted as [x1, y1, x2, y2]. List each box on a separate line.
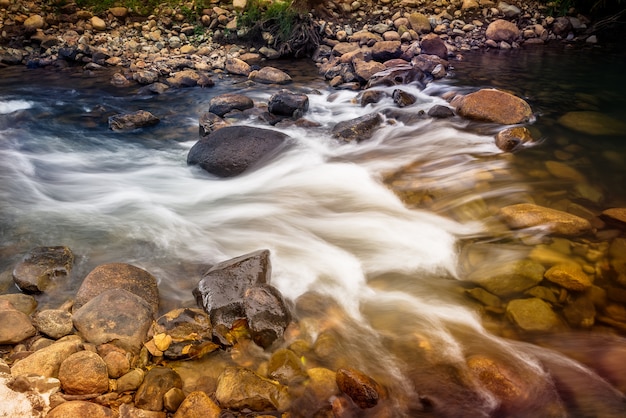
[2, 0, 626, 417]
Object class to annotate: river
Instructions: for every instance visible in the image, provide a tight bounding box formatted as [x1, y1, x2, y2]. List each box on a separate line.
[1, 43, 626, 416]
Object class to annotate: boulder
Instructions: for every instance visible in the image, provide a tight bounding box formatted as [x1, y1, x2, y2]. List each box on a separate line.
[428, 105, 455, 118]
[90, 16, 106, 31]
[495, 126, 535, 152]
[135, 366, 183, 411]
[23, 15, 45, 32]
[353, 59, 386, 82]
[371, 41, 402, 62]
[47, 401, 116, 418]
[268, 90, 309, 117]
[166, 70, 213, 88]
[250, 66, 292, 84]
[215, 367, 287, 411]
[332, 113, 383, 142]
[193, 250, 271, 337]
[12, 246, 74, 294]
[199, 111, 230, 136]
[545, 263, 593, 291]
[58, 350, 109, 395]
[408, 12, 431, 33]
[365, 64, 426, 88]
[392, 89, 417, 107]
[225, 58, 251, 76]
[174, 391, 221, 418]
[0, 301, 36, 344]
[133, 70, 159, 85]
[602, 208, 626, 228]
[558, 111, 626, 136]
[466, 259, 545, 297]
[11, 339, 82, 378]
[486, 19, 520, 43]
[244, 284, 291, 349]
[506, 298, 563, 332]
[73, 289, 153, 351]
[187, 126, 290, 177]
[456, 89, 533, 125]
[109, 7, 128, 18]
[74, 262, 159, 317]
[420, 34, 448, 59]
[267, 348, 307, 385]
[359, 89, 389, 106]
[336, 368, 382, 409]
[208, 93, 254, 117]
[33, 309, 73, 339]
[499, 203, 592, 236]
[108, 110, 160, 131]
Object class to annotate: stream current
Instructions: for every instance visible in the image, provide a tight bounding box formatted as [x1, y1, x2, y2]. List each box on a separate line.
[1, 44, 626, 416]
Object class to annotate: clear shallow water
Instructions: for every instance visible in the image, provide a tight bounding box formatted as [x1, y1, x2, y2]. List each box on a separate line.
[1, 45, 626, 416]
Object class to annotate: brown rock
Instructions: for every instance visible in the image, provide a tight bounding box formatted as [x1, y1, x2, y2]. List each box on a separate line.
[499, 203, 592, 236]
[24, 15, 45, 32]
[353, 59, 386, 82]
[332, 42, 360, 56]
[12, 246, 74, 294]
[208, 93, 254, 117]
[336, 368, 382, 409]
[58, 350, 109, 395]
[199, 111, 230, 136]
[74, 262, 159, 316]
[174, 391, 221, 418]
[371, 41, 402, 62]
[135, 367, 183, 411]
[495, 127, 535, 152]
[456, 89, 532, 124]
[332, 113, 383, 142]
[33, 309, 73, 339]
[486, 19, 520, 43]
[408, 12, 431, 33]
[250, 66, 292, 84]
[506, 298, 563, 332]
[108, 110, 160, 131]
[91, 16, 106, 31]
[215, 367, 286, 411]
[73, 288, 153, 351]
[602, 208, 626, 228]
[103, 351, 130, 378]
[420, 34, 448, 59]
[225, 58, 251, 76]
[0, 303, 36, 344]
[545, 263, 593, 291]
[11, 339, 82, 378]
[558, 111, 626, 136]
[47, 401, 116, 418]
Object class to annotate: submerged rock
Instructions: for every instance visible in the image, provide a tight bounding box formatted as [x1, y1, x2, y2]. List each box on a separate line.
[174, 391, 221, 418]
[455, 89, 532, 125]
[506, 298, 564, 332]
[544, 263, 592, 291]
[134, 366, 183, 411]
[215, 367, 287, 411]
[495, 126, 535, 152]
[499, 203, 592, 236]
[187, 125, 290, 177]
[152, 308, 218, 360]
[108, 110, 159, 131]
[558, 111, 626, 136]
[336, 367, 382, 409]
[12, 246, 74, 294]
[466, 259, 545, 297]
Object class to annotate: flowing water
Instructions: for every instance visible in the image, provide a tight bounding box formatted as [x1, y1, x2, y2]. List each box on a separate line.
[1, 44, 626, 416]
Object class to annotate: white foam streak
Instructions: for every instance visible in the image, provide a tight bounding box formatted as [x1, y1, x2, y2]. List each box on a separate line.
[0, 99, 33, 114]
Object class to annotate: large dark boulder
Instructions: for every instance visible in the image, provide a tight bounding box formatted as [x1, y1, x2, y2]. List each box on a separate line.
[193, 250, 291, 348]
[208, 93, 254, 117]
[187, 126, 290, 177]
[332, 113, 383, 142]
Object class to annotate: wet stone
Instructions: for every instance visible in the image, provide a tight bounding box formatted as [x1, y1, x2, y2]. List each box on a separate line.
[108, 110, 160, 131]
[332, 112, 383, 142]
[336, 367, 382, 409]
[267, 348, 307, 385]
[244, 284, 291, 349]
[392, 89, 417, 107]
[116, 368, 145, 393]
[173, 390, 221, 418]
[359, 89, 388, 106]
[152, 308, 217, 360]
[208, 93, 254, 117]
[495, 126, 535, 152]
[250, 66, 292, 84]
[0, 302, 36, 344]
[601, 208, 626, 229]
[428, 104, 455, 118]
[102, 350, 130, 378]
[164, 387, 186, 412]
[58, 350, 109, 395]
[215, 367, 286, 411]
[506, 298, 563, 332]
[268, 90, 309, 117]
[456, 89, 532, 125]
[544, 263, 592, 292]
[562, 294, 595, 328]
[134, 366, 183, 411]
[466, 259, 545, 297]
[12, 246, 74, 294]
[499, 203, 592, 236]
[558, 111, 626, 136]
[0, 293, 37, 315]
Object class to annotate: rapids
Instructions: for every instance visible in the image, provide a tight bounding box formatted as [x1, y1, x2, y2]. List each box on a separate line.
[1, 45, 626, 416]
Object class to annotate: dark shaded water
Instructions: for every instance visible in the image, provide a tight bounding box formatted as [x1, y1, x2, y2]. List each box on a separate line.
[1, 44, 626, 416]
